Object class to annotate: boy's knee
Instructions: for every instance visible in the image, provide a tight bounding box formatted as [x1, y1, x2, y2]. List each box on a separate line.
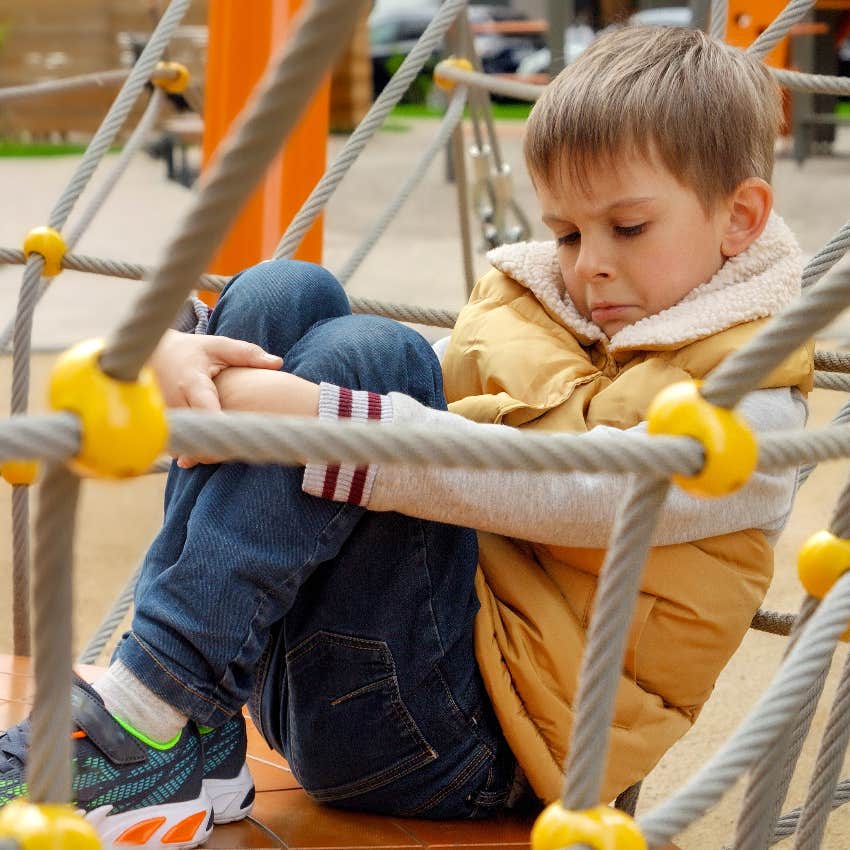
[293, 315, 445, 408]
[212, 260, 350, 345]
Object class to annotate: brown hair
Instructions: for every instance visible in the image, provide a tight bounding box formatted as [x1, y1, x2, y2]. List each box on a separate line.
[523, 26, 782, 205]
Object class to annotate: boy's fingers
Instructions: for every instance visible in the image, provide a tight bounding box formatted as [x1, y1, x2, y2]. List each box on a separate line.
[183, 378, 221, 412]
[209, 337, 282, 370]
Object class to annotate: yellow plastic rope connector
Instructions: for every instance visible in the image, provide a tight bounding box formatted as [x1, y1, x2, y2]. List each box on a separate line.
[531, 802, 646, 850]
[23, 227, 66, 278]
[433, 57, 474, 92]
[0, 800, 101, 850]
[48, 338, 168, 479]
[1, 460, 39, 486]
[798, 530, 850, 599]
[646, 380, 757, 498]
[154, 61, 191, 94]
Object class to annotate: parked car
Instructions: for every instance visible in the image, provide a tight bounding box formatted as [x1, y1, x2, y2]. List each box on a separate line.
[368, 3, 546, 100]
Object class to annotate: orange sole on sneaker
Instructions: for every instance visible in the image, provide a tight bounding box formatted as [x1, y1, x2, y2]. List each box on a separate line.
[85, 795, 214, 849]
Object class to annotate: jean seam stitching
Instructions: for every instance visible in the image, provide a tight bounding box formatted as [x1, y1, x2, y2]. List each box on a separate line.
[402, 745, 490, 817]
[129, 633, 230, 718]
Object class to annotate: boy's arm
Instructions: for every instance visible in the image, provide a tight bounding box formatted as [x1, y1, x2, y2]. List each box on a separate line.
[303, 384, 806, 547]
[213, 367, 319, 416]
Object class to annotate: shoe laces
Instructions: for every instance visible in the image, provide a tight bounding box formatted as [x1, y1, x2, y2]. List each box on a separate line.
[0, 720, 30, 773]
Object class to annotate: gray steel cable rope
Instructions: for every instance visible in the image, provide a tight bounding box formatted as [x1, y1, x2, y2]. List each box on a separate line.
[7, 0, 187, 653]
[731, 593, 828, 850]
[9, 259, 47, 658]
[98, 0, 373, 382]
[0, 248, 461, 331]
[802, 221, 850, 289]
[430, 53, 850, 100]
[9, 412, 850, 477]
[702, 240, 850, 410]
[25, 464, 81, 803]
[273, 0, 469, 261]
[78, 563, 142, 666]
[710, 0, 729, 39]
[10, 487, 28, 654]
[0, 88, 168, 354]
[336, 88, 468, 286]
[747, 0, 815, 60]
[560, 476, 671, 809]
[430, 62, 542, 102]
[0, 66, 183, 106]
[773, 778, 850, 843]
[732, 667, 829, 850]
[814, 372, 850, 391]
[793, 650, 850, 850]
[48, 0, 191, 236]
[638, 572, 850, 848]
[65, 89, 169, 252]
[771, 67, 850, 95]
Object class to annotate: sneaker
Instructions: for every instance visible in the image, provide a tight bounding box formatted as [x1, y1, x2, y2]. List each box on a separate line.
[0, 676, 213, 849]
[199, 713, 255, 824]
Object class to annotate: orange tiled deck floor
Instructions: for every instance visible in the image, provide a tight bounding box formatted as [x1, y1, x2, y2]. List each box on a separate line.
[0, 655, 534, 849]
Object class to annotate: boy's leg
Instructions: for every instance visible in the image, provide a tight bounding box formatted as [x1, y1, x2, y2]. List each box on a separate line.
[120, 260, 515, 817]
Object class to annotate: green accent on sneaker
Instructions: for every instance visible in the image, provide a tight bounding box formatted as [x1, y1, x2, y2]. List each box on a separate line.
[197, 726, 214, 735]
[112, 715, 183, 751]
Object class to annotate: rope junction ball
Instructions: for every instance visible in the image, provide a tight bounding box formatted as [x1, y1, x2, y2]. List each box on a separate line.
[0, 800, 101, 850]
[646, 380, 757, 498]
[0, 461, 38, 487]
[433, 57, 474, 92]
[531, 802, 646, 850]
[48, 338, 168, 478]
[798, 530, 850, 622]
[153, 61, 190, 94]
[22, 228, 66, 278]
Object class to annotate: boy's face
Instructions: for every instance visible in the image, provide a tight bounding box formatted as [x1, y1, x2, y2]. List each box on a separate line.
[536, 153, 732, 338]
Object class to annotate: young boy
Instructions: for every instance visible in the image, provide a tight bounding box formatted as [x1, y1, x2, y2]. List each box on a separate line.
[0, 24, 812, 847]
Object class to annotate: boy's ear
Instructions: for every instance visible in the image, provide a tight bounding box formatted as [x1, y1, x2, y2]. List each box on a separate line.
[720, 178, 773, 258]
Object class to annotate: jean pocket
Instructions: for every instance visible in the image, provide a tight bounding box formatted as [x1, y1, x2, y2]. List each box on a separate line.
[284, 631, 437, 802]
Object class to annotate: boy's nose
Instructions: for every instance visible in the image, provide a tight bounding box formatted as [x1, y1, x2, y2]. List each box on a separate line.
[574, 241, 613, 281]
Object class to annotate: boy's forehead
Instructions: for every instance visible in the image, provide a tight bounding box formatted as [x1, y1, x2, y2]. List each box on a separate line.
[534, 151, 671, 211]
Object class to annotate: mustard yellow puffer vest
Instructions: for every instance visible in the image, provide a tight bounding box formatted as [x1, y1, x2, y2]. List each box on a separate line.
[441, 268, 813, 805]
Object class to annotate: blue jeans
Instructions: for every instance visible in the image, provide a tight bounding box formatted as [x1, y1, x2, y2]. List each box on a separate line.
[115, 260, 516, 818]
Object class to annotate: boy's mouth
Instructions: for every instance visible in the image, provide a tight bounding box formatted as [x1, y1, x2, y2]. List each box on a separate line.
[590, 304, 633, 324]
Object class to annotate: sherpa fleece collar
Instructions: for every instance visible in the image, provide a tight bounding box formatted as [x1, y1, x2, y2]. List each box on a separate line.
[485, 211, 802, 352]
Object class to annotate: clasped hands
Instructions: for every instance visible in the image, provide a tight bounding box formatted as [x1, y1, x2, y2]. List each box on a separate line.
[150, 330, 320, 468]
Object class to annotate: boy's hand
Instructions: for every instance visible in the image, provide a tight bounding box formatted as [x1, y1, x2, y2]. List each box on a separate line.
[150, 330, 283, 412]
[149, 330, 283, 469]
[178, 368, 320, 469]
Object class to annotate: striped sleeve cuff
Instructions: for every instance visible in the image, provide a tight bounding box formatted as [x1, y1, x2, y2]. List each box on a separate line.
[302, 383, 393, 506]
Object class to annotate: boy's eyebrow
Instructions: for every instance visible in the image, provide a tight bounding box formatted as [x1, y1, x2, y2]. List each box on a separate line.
[542, 197, 656, 225]
[603, 196, 654, 212]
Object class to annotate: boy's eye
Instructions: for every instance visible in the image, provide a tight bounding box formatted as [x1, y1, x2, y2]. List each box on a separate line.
[615, 223, 646, 237]
[556, 232, 580, 247]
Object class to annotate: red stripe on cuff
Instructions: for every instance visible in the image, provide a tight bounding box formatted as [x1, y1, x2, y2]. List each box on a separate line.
[339, 386, 353, 418]
[322, 465, 341, 500]
[348, 466, 368, 505]
[367, 392, 382, 420]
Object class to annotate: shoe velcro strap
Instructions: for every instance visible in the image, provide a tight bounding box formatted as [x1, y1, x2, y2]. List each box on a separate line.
[71, 684, 147, 765]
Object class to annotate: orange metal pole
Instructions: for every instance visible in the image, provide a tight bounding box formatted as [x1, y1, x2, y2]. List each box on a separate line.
[200, 0, 330, 303]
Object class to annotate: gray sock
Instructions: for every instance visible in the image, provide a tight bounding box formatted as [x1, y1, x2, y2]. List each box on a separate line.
[93, 660, 187, 745]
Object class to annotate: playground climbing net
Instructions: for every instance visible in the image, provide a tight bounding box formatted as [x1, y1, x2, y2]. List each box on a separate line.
[2, 0, 850, 847]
